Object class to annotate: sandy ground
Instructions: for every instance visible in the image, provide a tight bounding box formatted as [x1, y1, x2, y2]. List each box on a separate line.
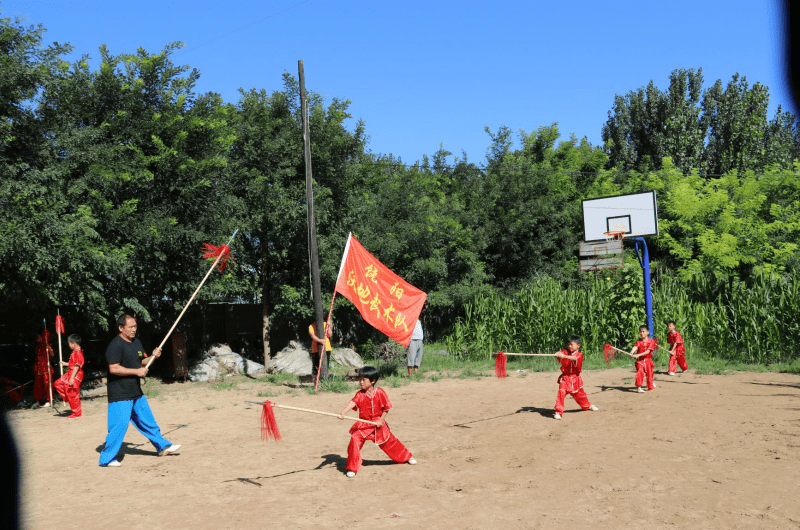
[7, 367, 800, 529]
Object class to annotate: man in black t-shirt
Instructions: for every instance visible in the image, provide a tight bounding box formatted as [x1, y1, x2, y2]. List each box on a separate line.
[98, 314, 181, 467]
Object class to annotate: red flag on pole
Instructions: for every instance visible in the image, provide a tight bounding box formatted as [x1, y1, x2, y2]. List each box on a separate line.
[334, 234, 427, 347]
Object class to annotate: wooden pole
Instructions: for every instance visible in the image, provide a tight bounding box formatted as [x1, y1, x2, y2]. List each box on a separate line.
[299, 59, 328, 382]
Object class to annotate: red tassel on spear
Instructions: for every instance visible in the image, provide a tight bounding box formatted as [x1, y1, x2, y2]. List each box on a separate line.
[260, 401, 282, 441]
[144, 230, 238, 371]
[202, 243, 232, 272]
[495, 351, 507, 378]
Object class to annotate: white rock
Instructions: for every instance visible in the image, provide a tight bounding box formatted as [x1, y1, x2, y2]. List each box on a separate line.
[188, 344, 265, 382]
[265, 341, 314, 376]
[331, 348, 364, 369]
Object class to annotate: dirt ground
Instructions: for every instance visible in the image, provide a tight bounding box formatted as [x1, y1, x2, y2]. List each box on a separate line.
[8, 367, 800, 529]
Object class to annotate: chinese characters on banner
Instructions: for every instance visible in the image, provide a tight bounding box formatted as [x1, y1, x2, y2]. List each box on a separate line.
[334, 234, 427, 347]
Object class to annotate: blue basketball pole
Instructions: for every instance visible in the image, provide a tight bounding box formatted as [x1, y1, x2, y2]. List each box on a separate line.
[633, 237, 654, 337]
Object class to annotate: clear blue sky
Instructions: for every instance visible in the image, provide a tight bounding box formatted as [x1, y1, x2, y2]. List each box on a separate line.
[2, 0, 793, 165]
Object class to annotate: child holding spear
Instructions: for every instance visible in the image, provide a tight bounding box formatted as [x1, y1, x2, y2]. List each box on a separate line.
[553, 336, 599, 420]
[339, 366, 416, 478]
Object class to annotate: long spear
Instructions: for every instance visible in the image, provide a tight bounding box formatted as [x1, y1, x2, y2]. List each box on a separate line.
[55, 309, 65, 379]
[247, 400, 380, 441]
[145, 230, 237, 370]
[43, 318, 54, 407]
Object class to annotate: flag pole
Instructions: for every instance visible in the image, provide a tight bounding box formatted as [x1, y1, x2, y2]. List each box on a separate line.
[314, 233, 351, 393]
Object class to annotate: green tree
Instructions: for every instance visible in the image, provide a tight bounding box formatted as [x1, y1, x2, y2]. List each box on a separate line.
[228, 75, 367, 356]
[602, 69, 799, 175]
[3, 39, 240, 329]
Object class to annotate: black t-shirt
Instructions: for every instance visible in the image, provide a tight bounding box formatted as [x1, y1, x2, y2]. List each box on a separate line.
[105, 335, 146, 403]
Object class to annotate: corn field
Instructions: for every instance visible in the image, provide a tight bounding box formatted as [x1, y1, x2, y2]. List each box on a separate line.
[445, 267, 800, 364]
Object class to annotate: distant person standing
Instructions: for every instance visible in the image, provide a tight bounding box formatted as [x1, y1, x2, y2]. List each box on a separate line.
[407, 318, 424, 377]
[308, 321, 332, 377]
[98, 314, 180, 467]
[53, 334, 85, 418]
[33, 331, 54, 407]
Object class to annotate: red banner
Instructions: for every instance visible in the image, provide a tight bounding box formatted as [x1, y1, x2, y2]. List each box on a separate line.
[334, 234, 427, 347]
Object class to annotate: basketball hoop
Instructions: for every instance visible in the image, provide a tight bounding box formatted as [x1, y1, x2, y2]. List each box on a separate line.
[604, 229, 626, 241]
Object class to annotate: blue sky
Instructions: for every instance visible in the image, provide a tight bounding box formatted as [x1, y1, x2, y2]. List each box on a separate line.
[2, 0, 793, 165]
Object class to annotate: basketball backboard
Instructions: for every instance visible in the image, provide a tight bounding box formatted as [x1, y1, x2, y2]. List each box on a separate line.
[581, 191, 659, 242]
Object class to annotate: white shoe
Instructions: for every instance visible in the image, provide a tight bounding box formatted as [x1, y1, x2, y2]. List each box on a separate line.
[104, 460, 121, 467]
[589, 405, 599, 411]
[652, 384, 657, 389]
[637, 387, 645, 393]
[346, 471, 356, 478]
[554, 413, 562, 420]
[42, 402, 51, 408]
[407, 458, 417, 465]
[158, 444, 181, 456]
[668, 372, 675, 376]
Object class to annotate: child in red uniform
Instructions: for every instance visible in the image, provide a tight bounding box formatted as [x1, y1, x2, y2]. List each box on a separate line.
[629, 325, 657, 393]
[554, 335, 599, 420]
[33, 331, 54, 407]
[54, 334, 84, 418]
[338, 366, 416, 478]
[666, 320, 688, 376]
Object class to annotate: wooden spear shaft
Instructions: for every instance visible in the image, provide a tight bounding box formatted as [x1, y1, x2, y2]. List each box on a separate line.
[247, 402, 380, 426]
[606, 344, 636, 357]
[57, 310, 64, 379]
[492, 352, 557, 357]
[145, 231, 237, 370]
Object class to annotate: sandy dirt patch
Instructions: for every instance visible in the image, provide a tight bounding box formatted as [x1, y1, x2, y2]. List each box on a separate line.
[8, 368, 800, 529]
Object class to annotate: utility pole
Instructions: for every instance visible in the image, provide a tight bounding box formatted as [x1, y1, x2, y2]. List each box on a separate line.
[298, 60, 328, 380]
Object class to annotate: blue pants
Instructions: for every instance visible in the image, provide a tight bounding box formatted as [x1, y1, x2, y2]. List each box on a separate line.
[99, 395, 171, 466]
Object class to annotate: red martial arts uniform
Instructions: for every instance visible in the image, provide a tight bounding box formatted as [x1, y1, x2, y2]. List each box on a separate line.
[33, 337, 54, 402]
[554, 350, 592, 414]
[346, 387, 412, 474]
[634, 338, 657, 390]
[54, 347, 84, 417]
[667, 331, 688, 373]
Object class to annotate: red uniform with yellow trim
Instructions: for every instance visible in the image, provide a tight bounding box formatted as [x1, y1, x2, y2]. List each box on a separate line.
[54, 347, 85, 417]
[634, 338, 657, 390]
[33, 335, 54, 402]
[666, 331, 688, 373]
[346, 387, 412, 473]
[554, 349, 592, 414]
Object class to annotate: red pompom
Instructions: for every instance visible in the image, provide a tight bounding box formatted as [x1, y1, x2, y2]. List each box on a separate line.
[495, 351, 507, 379]
[603, 343, 616, 366]
[260, 401, 282, 441]
[55, 315, 66, 335]
[202, 243, 232, 272]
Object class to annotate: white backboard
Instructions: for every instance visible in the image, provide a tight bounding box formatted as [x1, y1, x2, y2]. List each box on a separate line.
[581, 191, 659, 242]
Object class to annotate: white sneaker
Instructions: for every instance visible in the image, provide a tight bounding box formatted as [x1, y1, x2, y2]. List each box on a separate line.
[407, 458, 417, 465]
[554, 413, 562, 420]
[668, 372, 675, 376]
[589, 405, 599, 411]
[346, 471, 356, 478]
[652, 384, 657, 389]
[105, 460, 121, 467]
[42, 402, 51, 408]
[637, 387, 645, 393]
[158, 444, 181, 456]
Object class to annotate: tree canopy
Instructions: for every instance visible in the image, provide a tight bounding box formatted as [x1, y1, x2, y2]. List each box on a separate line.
[3, 15, 800, 346]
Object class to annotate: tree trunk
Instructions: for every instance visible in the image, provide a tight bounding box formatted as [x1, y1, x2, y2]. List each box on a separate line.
[261, 262, 271, 365]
